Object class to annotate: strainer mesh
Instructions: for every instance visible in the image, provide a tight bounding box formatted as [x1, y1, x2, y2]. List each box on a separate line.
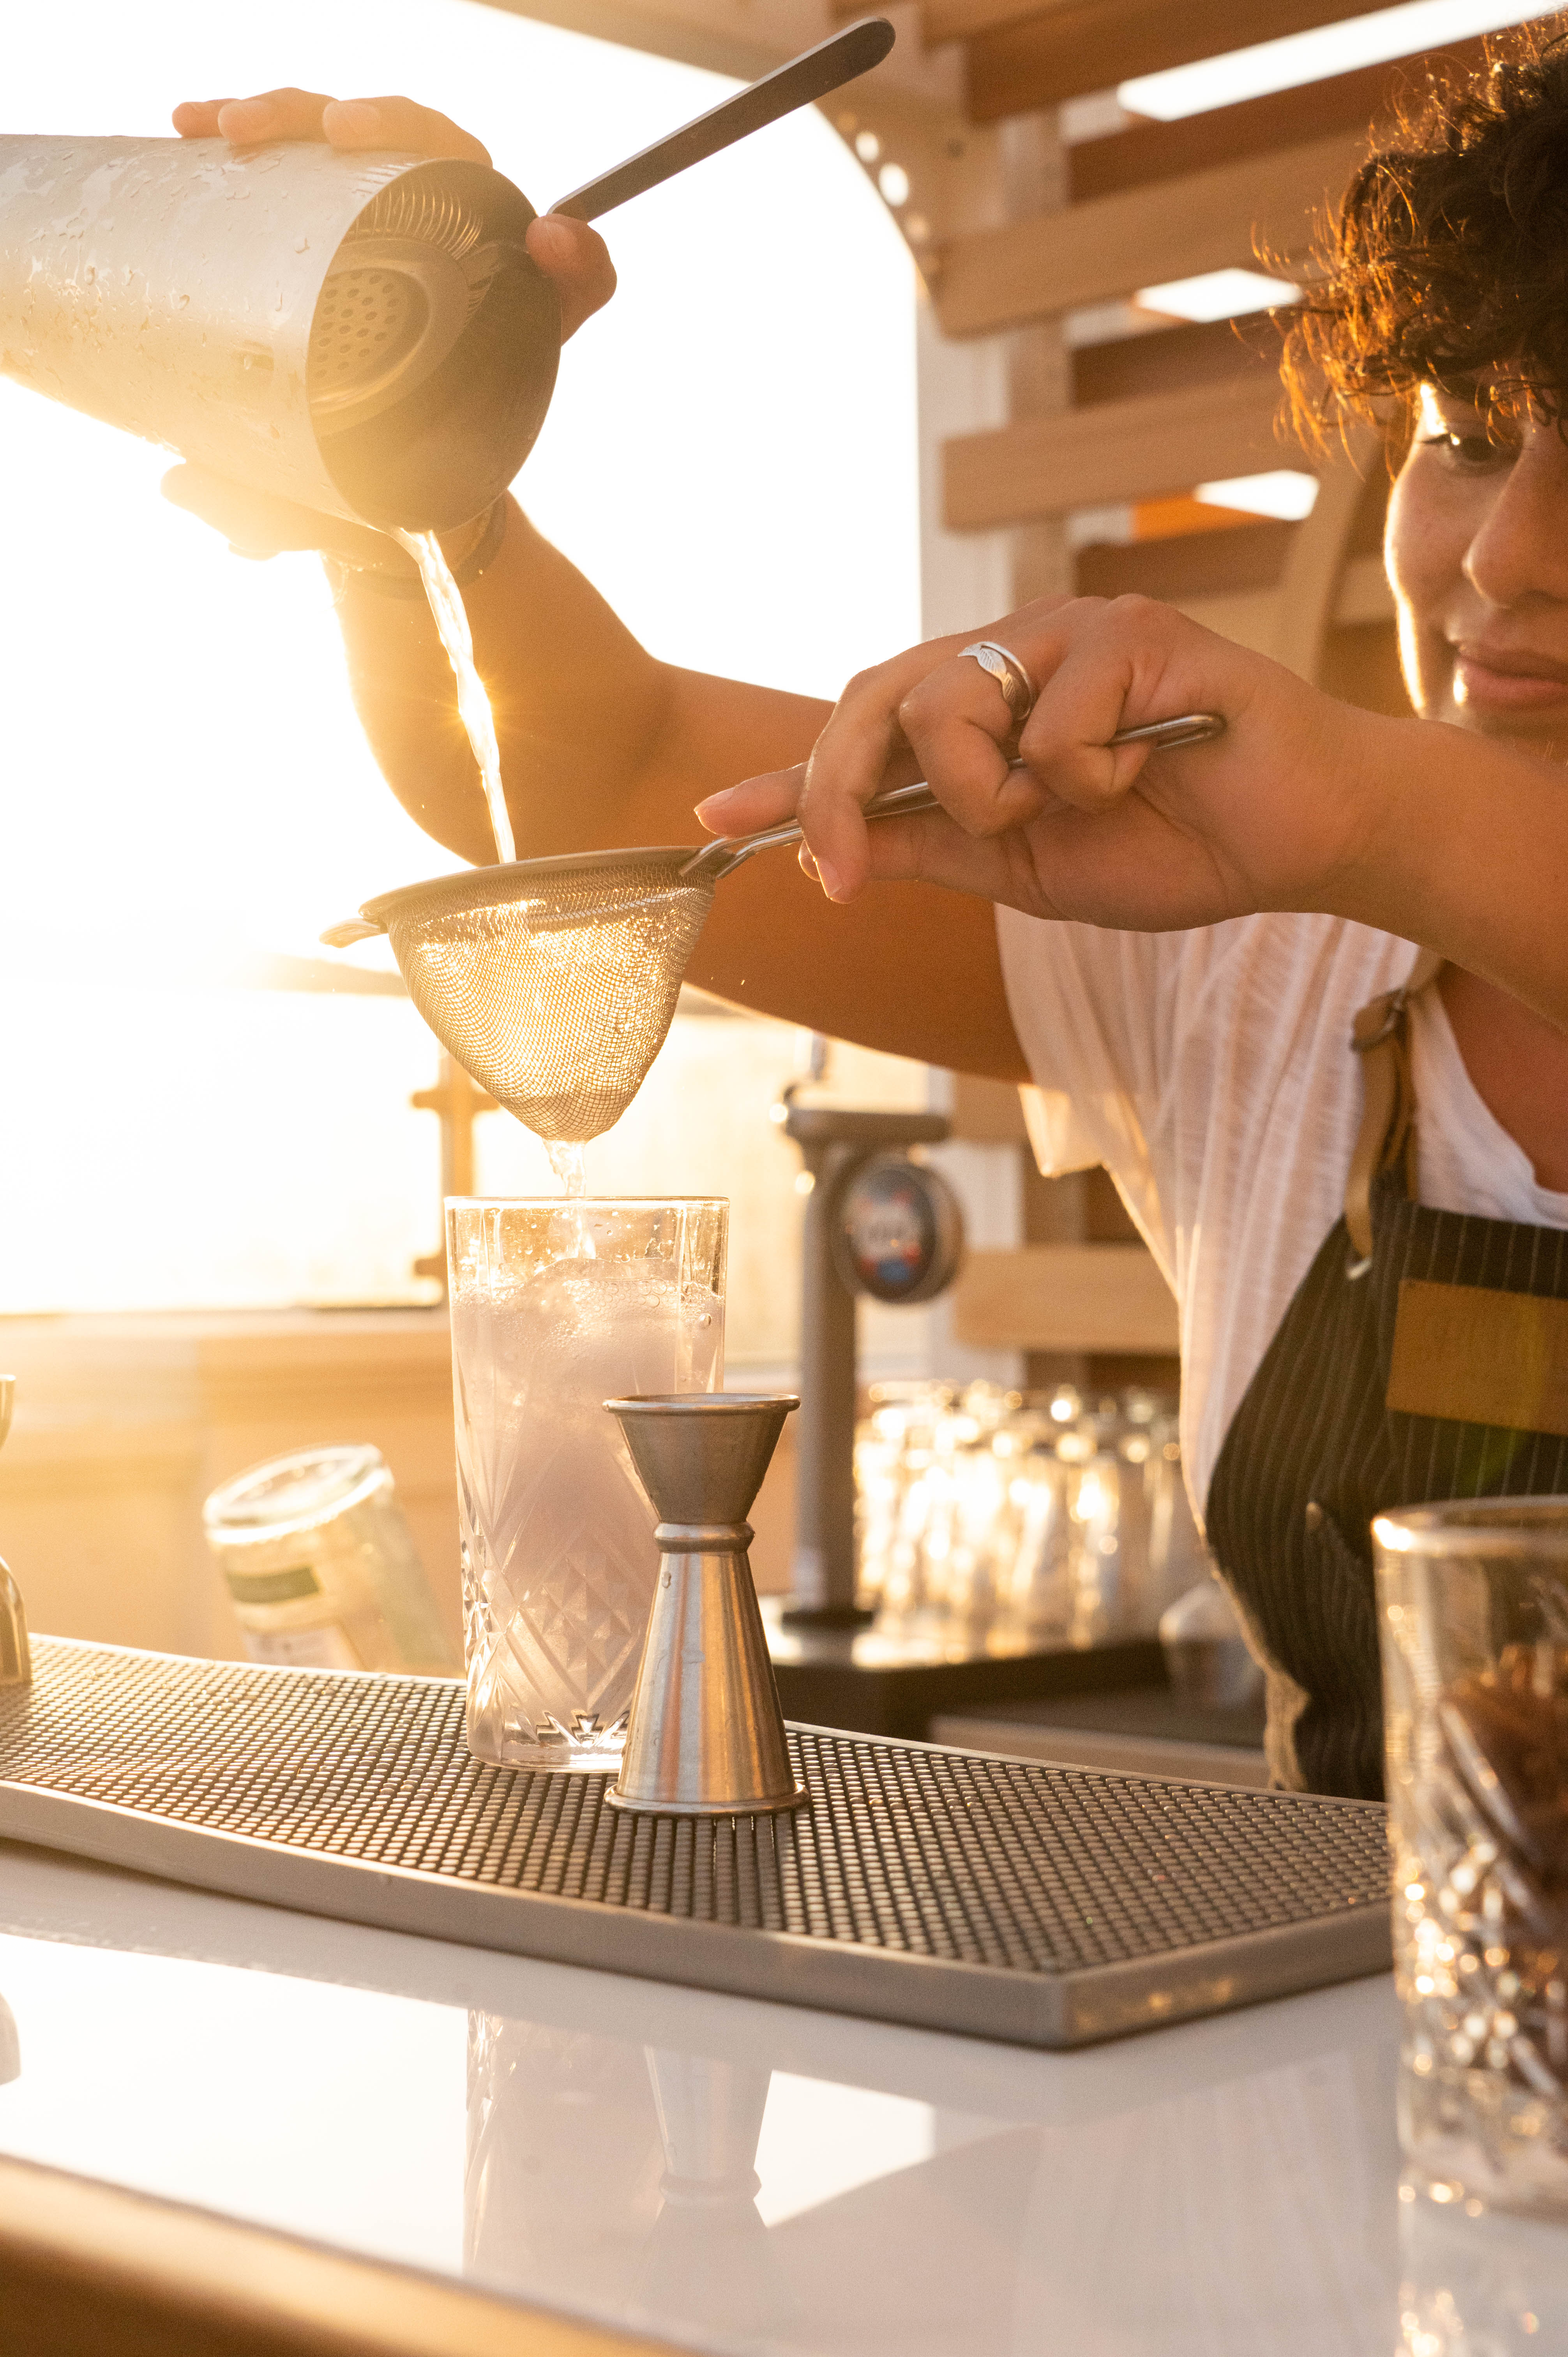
[381, 857, 715, 1143]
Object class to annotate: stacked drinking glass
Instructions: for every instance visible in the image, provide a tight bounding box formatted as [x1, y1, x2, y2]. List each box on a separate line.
[854, 1382, 1208, 1640]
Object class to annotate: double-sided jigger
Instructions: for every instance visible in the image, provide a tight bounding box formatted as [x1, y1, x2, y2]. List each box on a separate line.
[604, 1395, 805, 1816]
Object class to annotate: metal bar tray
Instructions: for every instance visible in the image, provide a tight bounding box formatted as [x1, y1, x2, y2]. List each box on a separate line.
[0, 1639, 1391, 2048]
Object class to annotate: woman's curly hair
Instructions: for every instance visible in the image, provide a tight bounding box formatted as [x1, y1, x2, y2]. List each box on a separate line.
[1282, 17, 1568, 451]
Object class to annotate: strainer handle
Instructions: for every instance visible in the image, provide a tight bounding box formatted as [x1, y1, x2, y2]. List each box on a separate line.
[688, 781, 937, 883]
[686, 710, 1225, 884]
[320, 916, 386, 947]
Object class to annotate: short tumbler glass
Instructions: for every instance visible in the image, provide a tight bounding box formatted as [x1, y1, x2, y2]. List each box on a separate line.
[448, 1197, 727, 1773]
[1376, 1497, 1568, 2219]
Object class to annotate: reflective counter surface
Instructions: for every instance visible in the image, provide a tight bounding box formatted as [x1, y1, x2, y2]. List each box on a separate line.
[2, 1838, 1566, 2354]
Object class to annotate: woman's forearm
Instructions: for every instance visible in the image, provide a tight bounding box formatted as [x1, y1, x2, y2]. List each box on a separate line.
[1331, 714, 1568, 1028]
[332, 497, 830, 866]
[329, 499, 1031, 1079]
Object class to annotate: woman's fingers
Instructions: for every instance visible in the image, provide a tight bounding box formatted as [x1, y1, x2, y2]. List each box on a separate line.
[321, 95, 490, 164]
[173, 89, 332, 144]
[171, 100, 237, 138]
[528, 215, 616, 340]
[694, 764, 805, 837]
[172, 89, 490, 164]
[794, 637, 1007, 899]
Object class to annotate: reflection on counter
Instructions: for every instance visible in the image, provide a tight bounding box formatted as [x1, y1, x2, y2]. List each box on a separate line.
[3, 1845, 1568, 2356]
[460, 1989, 1402, 2356]
[1399, 2175, 1568, 2352]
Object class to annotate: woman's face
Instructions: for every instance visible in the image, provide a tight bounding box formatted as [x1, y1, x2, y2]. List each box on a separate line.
[1386, 382, 1568, 749]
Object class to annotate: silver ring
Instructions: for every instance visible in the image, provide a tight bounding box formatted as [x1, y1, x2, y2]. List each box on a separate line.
[959, 640, 1037, 730]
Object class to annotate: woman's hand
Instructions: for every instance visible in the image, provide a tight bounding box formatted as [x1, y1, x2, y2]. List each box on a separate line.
[163, 87, 615, 562]
[696, 593, 1389, 932]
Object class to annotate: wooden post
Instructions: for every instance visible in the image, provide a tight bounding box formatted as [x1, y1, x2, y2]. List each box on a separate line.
[411, 1054, 500, 1289]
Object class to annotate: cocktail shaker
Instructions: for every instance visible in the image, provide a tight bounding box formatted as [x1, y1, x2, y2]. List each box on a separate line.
[0, 137, 559, 530]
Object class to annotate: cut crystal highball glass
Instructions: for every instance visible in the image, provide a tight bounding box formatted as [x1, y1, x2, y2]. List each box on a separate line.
[448, 1197, 726, 1772]
[1376, 1497, 1568, 2220]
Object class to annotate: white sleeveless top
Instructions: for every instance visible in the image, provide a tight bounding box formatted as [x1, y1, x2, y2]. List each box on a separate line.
[994, 907, 1568, 1519]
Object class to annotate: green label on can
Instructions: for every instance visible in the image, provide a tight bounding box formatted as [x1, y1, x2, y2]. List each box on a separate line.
[224, 1563, 322, 1607]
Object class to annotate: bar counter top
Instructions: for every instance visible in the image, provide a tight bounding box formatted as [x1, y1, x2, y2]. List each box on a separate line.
[1, 1837, 1565, 2355]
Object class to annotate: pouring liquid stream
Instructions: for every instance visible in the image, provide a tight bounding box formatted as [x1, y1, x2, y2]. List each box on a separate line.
[396, 529, 592, 1202]
[393, 528, 516, 866]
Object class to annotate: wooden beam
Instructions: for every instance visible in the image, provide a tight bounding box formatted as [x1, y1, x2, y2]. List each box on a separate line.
[954, 1243, 1179, 1353]
[961, 0, 1397, 118]
[1068, 34, 1491, 200]
[944, 371, 1284, 530]
[0, 2151, 662, 2357]
[1335, 550, 1395, 625]
[1270, 421, 1377, 680]
[1077, 516, 1291, 600]
[1072, 313, 1269, 410]
[934, 131, 1361, 336]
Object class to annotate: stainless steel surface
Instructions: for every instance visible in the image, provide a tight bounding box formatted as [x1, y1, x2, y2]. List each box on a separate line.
[553, 19, 895, 223]
[0, 1376, 27, 1691]
[606, 1396, 805, 1817]
[686, 779, 946, 882]
[321, 712, 1224, 1138]
[0, 137, 555, 531]
[0, 1636, 1391, 2048]
[932, 1711, 1270, 1789]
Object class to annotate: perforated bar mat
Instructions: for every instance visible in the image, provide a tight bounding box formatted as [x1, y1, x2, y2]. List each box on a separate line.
[0, 1640, 1392, 2047]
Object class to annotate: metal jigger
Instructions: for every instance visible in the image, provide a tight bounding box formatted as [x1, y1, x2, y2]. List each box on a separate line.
[604, 1396, 805, 1816]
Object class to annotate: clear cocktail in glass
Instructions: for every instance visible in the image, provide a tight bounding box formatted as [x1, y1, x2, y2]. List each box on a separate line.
[447, 1197, 727, 1772]
[1376, 1497, 1568, 2219]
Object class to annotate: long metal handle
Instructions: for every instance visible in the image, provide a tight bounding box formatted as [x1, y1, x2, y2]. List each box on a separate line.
[551, 19, 896, 223]
[688, 710, 1225, 882]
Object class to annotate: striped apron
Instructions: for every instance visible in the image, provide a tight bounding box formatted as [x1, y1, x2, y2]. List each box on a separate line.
[1204, 952, 1568, 1800]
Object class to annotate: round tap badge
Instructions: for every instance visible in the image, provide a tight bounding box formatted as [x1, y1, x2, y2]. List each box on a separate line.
[833, 1154, 963, 1305]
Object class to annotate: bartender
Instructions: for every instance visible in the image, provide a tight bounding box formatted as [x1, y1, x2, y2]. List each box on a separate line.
[171, 30, 1568, 1801]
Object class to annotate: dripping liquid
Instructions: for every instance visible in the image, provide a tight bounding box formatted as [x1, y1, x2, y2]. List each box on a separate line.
[394, 527, 516, 866]
[547, 1142, 587, 1200]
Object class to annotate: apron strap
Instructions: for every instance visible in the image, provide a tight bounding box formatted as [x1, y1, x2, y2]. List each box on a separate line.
[1344, 947, 1445, 1263]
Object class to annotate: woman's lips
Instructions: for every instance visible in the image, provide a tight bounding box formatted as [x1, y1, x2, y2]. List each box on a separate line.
[1452, 645, 1568, 713]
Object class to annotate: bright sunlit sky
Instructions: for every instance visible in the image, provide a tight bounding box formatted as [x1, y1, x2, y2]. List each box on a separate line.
[0, 0, 920, 979]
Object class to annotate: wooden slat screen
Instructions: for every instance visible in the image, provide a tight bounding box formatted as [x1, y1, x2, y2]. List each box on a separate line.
[958, 0, 1404, 118]
[932, 131, 1363, 337]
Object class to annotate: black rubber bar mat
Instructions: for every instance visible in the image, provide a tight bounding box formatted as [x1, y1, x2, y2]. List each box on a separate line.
[0, 1639, 1392, 2047]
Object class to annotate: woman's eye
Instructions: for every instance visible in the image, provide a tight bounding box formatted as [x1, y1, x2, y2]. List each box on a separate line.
[1420, 429, 1511, 469]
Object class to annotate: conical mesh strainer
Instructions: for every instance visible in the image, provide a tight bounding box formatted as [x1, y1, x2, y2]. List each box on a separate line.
[355, 848, 714, 1143]
[322, 784, 957, 1142]
[325, 715, 1222, 1144]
